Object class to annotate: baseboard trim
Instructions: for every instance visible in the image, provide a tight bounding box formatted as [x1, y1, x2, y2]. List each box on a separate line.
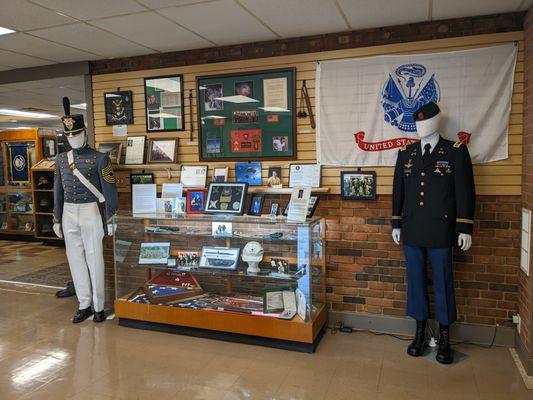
[329, 310, 515, 347]
[514, 332, 533, 376]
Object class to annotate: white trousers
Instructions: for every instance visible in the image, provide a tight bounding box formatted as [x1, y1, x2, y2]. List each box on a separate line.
[62, 202, 105, 312]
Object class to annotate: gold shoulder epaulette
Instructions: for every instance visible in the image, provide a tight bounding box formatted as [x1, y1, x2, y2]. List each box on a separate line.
[453, 141, 463, 148]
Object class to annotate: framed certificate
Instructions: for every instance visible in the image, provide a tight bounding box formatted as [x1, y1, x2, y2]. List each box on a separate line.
[181, 165, 207, 187]
[125, 136, 146, 165]
[288, 163, 321, 188]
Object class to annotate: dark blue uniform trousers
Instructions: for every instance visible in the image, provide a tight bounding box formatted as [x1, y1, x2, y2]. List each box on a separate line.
[404, 245, 457, 325]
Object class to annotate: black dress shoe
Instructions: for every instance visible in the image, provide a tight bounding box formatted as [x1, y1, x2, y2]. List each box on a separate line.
[93, 310, 106, 323]
[72, 307, 93, 324]
[436, 324, 454, 364]
[56, 281, 76, 298]
[407, 320, 427, 357]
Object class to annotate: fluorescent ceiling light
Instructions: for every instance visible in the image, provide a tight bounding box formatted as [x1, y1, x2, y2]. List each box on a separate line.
[0, 27, 15, 36]
[0, 109, 57, 119]
[71, 103, 87, 110]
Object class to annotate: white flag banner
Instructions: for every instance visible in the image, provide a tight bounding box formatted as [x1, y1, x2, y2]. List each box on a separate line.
[317, 44, 517, 166]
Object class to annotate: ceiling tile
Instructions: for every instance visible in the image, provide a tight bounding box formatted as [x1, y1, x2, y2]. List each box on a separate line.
[337, 0, 428, 30]
[0, 33, 98, 62]
[239, 0, 348, 37]
[90, 11, 211, 52]
[432, 0, 523, 20]
[137, 0, 214, 8]
[0, 49, 53, 68]
[30, 0, 147, 21]
[163, 0, 277, 45]
[0, 0, 75, 31]
[30, 23, 153, 58]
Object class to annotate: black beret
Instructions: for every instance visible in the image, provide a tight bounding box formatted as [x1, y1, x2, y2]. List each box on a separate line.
[413, 101, 440, 121]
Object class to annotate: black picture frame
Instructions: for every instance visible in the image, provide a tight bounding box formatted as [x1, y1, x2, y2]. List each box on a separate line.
[248, 193, 265, 216]
[282, 195, 320, 218]
[204, 182, 248, 215]
[340, 171, 377, 200]
[144, 74, 185, 132]
[104, 90, 133, 125]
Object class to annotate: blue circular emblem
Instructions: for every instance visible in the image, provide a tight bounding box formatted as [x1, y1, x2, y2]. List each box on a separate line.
[381, 63, 440, 132]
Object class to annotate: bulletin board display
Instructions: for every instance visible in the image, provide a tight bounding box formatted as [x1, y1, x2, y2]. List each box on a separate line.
[197, 68, 296, 161]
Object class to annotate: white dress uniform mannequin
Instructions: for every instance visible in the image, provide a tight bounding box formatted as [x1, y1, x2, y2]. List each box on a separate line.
[54, 97, 118, 324]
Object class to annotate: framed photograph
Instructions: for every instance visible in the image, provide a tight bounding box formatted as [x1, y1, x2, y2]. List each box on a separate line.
[175, 251, 200, 267]
[147, 139, 177, 163]
[130, 173, 154, 192]
[144, 75, 184, 132]
[139, 242, 170, 265]
[213, 166, 229, 182]
[248, 194, 265, 216]
[212, 221, 233, 237]
[267, 166, 282, 188]
[197, 68, 296, 161]
[125, 136, 146, 165]
[97, 142, 122, 164]
[104, 90, 133, 125]
[205, 182, 248, 215]
[341, 171, 377, 200]
[283, 195, 320, 218]
[235, 162, 262, 185]
[289, 163, 321, 188]
[186, 188, 207, 214]
[181, 165, 207, 187]
[199, 246, 240, 270]
[41, 137, 57, 159]
[270, 202, 279, 216]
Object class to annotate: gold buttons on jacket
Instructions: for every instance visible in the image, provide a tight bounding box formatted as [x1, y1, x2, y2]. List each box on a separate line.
[420, 192, 425, 196]
[421, 172, 426, 177]
[419, 201, 424, 206]
[420, 182, 425, 186]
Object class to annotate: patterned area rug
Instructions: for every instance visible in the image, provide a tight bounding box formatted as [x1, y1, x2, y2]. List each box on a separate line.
[12, 263, 71, 287]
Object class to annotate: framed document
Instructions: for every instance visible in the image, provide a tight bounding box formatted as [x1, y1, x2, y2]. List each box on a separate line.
[181, 165, 207, 187]
[205, 182, 248, 215]
[148, 139, 177, 163]
[289, 163, 321, 188]
[144, 75, 184, 132]
[125, 136, 146, 165]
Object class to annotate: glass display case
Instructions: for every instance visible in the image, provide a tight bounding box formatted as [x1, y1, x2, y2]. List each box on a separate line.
[113, 212, 327, 352]
[7, 191, 34, 232]
[0, 193, 7, 230]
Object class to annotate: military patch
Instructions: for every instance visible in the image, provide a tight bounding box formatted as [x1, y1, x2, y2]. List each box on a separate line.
[453, 141, 462, 148]
[101, 163, 116, 184]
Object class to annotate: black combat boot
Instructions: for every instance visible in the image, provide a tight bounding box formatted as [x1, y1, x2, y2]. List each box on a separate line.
[407, 320, 427, 357]
[436, 324, 453, 364]
[72, 307, 93, 324]
[93, 310, 106, 323]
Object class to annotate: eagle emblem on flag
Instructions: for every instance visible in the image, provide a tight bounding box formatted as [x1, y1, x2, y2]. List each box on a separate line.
[381, 63, 440, 132]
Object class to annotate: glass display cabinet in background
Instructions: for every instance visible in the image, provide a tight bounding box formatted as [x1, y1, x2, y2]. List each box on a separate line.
[112, 213, 327, 352]
[7, 191, 34, 232]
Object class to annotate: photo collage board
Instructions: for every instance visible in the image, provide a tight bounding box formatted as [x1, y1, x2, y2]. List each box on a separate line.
[197, 68, 296, 161]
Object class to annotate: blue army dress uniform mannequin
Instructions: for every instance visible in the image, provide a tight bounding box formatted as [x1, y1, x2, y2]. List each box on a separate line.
[53, 97, 118, 324]
[391, 102, 475, 364]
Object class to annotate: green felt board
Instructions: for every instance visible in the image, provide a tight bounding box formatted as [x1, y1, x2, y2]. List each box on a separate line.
[198, 69, 295, 160]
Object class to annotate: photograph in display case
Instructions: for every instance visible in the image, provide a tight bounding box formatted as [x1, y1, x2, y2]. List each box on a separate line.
[175, 251, 200, 267]
[341, 171, 377, 200]
[212, 221, 233, 237]
[270, 202, 279, 216]
[138, 242, 170, 265]
[283, 195, 320, 218]
[199, 246, 240, 270]
[248, 193, 264, 216]
[186, 188, 207, 214]
[145, 75, 184, 132]
[235, 162, 261, 185]
[204, 182, 248, 215]
[97, 142, 122, 164]
[104, 91, 133, 125]
[147, 139, 177, 163]
[197, 68, 296, 161]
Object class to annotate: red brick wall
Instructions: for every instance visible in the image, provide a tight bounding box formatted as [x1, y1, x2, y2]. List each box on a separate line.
[519, 8, 533, 357]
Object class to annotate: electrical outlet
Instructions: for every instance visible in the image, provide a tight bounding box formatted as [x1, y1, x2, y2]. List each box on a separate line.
[513, 314, 521, 334]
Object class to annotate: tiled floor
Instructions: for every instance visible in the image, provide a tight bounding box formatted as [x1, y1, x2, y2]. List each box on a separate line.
[0, 240, 69, 286]
[0, 282, 530, 400]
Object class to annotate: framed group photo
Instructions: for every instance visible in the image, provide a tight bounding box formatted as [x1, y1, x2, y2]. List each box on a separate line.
[144, 75, 184, 132]
[341, 171, 377, 200]
[147, 139, 177, 164]
[196, 68, 296, 161]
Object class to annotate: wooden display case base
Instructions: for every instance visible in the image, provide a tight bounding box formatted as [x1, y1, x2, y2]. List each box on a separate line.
[115, 299, 327, 353]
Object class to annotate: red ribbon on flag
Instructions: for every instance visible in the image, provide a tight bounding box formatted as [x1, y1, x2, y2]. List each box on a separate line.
[353, 131, 419, 152]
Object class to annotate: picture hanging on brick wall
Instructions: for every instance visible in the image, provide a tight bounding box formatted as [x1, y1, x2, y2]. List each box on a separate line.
[196, 68, 296, 161]
[341, 171, 376, 200]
